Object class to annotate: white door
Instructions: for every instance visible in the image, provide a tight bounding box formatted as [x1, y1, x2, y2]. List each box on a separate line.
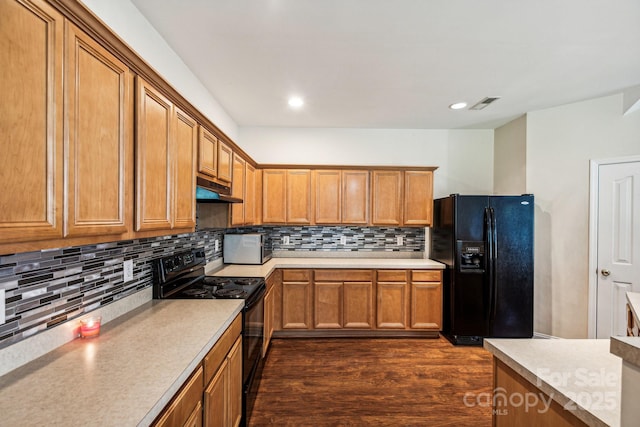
[596, 160, 640, 338]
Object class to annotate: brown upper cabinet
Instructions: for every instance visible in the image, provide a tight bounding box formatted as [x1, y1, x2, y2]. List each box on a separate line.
[230, 154, 246, 226]
[173, 107, 197, 229]
[262, 170, 287, 223]
[404, 171, 433, 226]
[0, 0, 65, 244]
[262, 169, 312, 224]
[0, 0, 137, 248]
[371, 171, 403, 226]
[286, 170, 313, 224]
[65, 22, 133, 238]
[314, 170, 342, 224]
[197, 126, 218, 179]
[314, 170, 369, 225]
[217, 140, 233, 184]
[342, 170, 370, 224]
[230, 158, 258, 226]
[135, 77, 174, 231]
[264, 167, 433, 227]
[244, 163, 257, 225]
[135, 77, 196, 232]
[371, 170, 434, 227]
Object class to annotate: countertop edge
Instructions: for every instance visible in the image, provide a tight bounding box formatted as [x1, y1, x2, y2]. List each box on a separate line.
[209, 257, 446, 279]
[138, 303, 243, 426]
[610, 336, 640, 368]
[483, 339, 612, 427]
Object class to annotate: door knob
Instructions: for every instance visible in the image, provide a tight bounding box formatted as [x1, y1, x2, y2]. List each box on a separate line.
[601, 269, 611, 277]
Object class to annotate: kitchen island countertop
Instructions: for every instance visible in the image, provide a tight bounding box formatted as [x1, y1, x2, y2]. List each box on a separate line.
[0, 299, 243, 426]
[210, 256, 445, 278]
[484, 338, 621, 427]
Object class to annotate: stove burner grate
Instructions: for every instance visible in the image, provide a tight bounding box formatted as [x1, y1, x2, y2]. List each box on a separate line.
[214, 288, 245, 298]
[183, 288, 208, 298]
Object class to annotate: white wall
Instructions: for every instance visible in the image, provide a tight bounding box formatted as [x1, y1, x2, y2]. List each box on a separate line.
[239, 127, 495, 198]
[494, 115, 527, 194]
[527, 94, 640, 338]
[82, 0, 238, 141]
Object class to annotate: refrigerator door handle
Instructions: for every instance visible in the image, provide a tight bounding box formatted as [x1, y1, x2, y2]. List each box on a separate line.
[484, 208, 495, 326]
[489, 207, 498, 323]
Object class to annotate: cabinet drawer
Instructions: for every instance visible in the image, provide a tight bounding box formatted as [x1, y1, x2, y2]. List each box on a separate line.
[411, 270, 442, 282]
[153, 365, 203, 427]
[282, 269, 311, 282]
[204, 314, 242, 384]
[377, 270, 408, 282]
[314, 269, 372, 282]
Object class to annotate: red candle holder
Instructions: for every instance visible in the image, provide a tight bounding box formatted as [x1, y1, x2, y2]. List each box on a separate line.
[79, 316, 102, 339]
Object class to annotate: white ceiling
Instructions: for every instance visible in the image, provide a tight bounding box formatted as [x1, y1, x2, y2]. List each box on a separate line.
[129, 0, 640, 129]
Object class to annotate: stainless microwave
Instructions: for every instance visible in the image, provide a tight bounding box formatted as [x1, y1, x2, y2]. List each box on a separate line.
[223, 233, 272, 265]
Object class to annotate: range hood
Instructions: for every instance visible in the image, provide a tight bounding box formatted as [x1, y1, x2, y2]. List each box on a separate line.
[196, 176, 242, 203]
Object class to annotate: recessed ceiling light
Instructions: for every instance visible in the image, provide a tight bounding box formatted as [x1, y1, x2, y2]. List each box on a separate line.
[288, 96, 304, 109]
[449, 102, 467, 110]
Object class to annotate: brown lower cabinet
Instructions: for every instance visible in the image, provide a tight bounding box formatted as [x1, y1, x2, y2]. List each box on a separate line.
[273, 268, 442, 337]
[493, 359, 588, 427]
[153, 314, 242, 427]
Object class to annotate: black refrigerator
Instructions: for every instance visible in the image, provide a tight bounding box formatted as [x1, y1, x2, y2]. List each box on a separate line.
[431, 194, 534, 345]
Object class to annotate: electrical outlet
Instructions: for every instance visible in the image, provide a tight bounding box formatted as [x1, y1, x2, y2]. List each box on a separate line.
[123, 260, 134, 282]
[283, 236, 290, 245]
[396, 236, 404, 246]
[214, 239, 220, 252]
[340, 235, 347, 245]
[0, 289, 4, 325]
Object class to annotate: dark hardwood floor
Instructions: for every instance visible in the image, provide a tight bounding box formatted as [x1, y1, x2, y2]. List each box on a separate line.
[249, 337, 493, 426]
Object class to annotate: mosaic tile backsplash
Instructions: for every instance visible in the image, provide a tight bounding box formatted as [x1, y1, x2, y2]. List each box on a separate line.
[0, 229, 225, 350]
[227, 225, 425, 252]
[0, 224, 423, 350]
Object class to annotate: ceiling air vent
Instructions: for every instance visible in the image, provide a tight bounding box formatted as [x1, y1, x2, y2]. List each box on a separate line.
[469, 97, 500, 110]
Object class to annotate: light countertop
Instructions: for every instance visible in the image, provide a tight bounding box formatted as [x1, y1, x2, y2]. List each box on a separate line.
[484, 338, 621, 427]
[0, 299, 243, 427]
[210, 257, 445, 278]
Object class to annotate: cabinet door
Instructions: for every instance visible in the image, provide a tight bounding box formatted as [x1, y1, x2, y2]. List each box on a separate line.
[183, 401, 203, 427]
[282, 280, 312, 329]
[376, 282, 409, 329]
[262, 169, 287, 223]
[314, 170, 341, 224]
[344, 282, 374, 329]
[0, 0, 64, 243]
[342, 170, 369, 224]
[403, 170, 433, 226]
[198, 127, 217, 178]
[173, 107, 197, 229]
[263, 286, 274, 357]
[217, 140, 232, 183]
[65, 23, 132, 237]
[411, 270, 443, 330]
[230, 154, 245, 226]
[314, 282, 343, 329]
[411, 282, 442, 330]
[135, 77, 173, 231]
[154, 366, 203, 427]
[228, 337, 243, 427]
[245, 163, 256, 225]
[204, 358, 228, 427]
[286, 170, 312, 223]
[371, 171, 402, 225]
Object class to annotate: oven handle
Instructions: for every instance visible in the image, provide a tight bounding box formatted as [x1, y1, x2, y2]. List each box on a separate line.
[244, 284, 266, 311]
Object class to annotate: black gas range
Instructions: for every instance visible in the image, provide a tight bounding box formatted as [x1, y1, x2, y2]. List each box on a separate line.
[152, 248, 266, 426]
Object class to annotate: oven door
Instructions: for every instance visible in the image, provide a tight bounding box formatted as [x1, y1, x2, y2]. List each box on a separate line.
[242, 284, 265, 425]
